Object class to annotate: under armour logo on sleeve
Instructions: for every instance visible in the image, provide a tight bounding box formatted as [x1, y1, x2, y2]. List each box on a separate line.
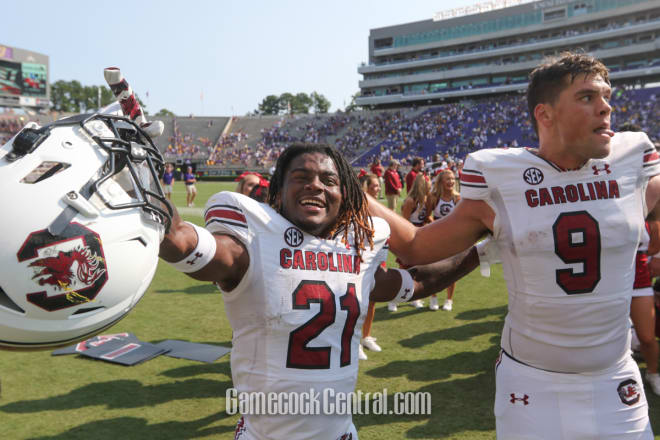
[510, 393, 529, 405]
[187, 252, 204, 265]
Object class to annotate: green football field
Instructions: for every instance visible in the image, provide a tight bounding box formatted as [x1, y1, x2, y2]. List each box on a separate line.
[0, 181, 658, 439]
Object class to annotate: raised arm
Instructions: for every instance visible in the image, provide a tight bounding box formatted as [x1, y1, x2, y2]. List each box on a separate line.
[366, 194, 493, 266]
[159, 205, 249, 291]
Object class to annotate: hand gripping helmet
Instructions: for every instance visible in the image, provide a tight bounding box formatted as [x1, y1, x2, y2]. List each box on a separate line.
[0, 112, 172, 349]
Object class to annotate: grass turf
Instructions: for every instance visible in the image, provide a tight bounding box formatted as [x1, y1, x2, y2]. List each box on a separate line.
[0, 181, 658, 439]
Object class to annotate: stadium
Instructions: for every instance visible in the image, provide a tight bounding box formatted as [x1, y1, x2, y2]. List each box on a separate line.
[1, 0, 660, 438]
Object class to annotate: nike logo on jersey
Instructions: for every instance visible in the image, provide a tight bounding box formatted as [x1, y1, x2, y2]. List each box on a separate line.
[280, 248, 361, 274]
[525, 180, 620, 208]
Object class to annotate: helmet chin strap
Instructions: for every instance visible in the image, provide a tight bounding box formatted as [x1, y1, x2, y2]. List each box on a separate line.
[48, 178, 96, 236]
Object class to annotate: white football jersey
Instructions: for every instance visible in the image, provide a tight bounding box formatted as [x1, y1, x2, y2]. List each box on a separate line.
[460, 132, 660, 373]
[204, 191, 389, 440]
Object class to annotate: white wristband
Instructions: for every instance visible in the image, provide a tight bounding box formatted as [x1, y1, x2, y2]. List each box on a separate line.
[167, 222, 217, 273]
[476, 236, 498, 278]
[390, 268, 415, 304]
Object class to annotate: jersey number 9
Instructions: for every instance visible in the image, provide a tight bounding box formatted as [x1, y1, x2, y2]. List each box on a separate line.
[553, 211, 602, 295]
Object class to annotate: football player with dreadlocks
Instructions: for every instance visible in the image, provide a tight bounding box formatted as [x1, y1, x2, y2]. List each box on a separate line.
[159, 142, 482, 440]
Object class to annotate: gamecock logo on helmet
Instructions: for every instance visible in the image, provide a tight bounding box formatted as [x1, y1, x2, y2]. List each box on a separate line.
[17, 222, 108, 312]
[30, 246, 104, 288]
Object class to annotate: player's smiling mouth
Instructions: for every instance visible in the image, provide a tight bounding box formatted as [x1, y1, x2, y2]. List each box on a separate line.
[299, 197, 326, 211]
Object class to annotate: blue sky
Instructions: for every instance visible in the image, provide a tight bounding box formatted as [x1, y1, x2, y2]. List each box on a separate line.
[3, 0, 478, 116]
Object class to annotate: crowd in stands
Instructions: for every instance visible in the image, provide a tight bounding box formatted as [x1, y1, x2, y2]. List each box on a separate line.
[298, 114, 353, 140]
[610, 86, 660, 142]
[358, 85, 660, 168]
[163, 119, 206, 160]
[356, 95, 535, 168]
[206, 131, 250, 166]
[239, 114, 356, 168]
[3, 85, 660, 169]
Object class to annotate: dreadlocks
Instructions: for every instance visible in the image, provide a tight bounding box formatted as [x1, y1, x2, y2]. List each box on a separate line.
[268, 143, 374, 258]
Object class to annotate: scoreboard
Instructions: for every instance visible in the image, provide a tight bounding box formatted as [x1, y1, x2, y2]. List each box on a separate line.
[0, 44, 49, 109]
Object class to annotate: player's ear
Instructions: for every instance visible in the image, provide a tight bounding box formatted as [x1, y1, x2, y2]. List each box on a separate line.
[534, 102, 553, 130]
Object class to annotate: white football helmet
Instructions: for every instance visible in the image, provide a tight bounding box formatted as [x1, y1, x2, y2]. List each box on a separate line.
[0, 112, 171, 349]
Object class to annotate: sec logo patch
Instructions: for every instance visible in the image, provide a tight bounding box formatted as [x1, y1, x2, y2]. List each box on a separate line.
[523, 167, 544, 185]
[284, 227, 304, 247]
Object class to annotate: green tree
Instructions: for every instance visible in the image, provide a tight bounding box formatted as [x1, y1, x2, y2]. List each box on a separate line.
[255, 92, 326, 115]
[81, 85, 114, 112]
[257, 94, 281, 115]
[291, 92, 313, 114]
[310, 91, 331, 114]
[69, 80, 85, 112]
[278, 92, 295, 114]
[156, 108, 175, 117]
[50, 80, 72, 112]
[344, 92, 363, 113]
[51, 79, 146, 113]
[50, 80, 84, 112]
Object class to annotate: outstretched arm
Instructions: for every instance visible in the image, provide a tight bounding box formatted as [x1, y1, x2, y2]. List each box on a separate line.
[159, 204, 249, 291]
[369, 247, 480, 302]
[367, 194, 493, 266]
[407, 248, 479, 300]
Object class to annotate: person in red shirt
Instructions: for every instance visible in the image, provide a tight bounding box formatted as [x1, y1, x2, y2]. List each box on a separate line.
[370, 158, 384, 177]
[384, 160, 402, 211]
[405, 157, 425, 193]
